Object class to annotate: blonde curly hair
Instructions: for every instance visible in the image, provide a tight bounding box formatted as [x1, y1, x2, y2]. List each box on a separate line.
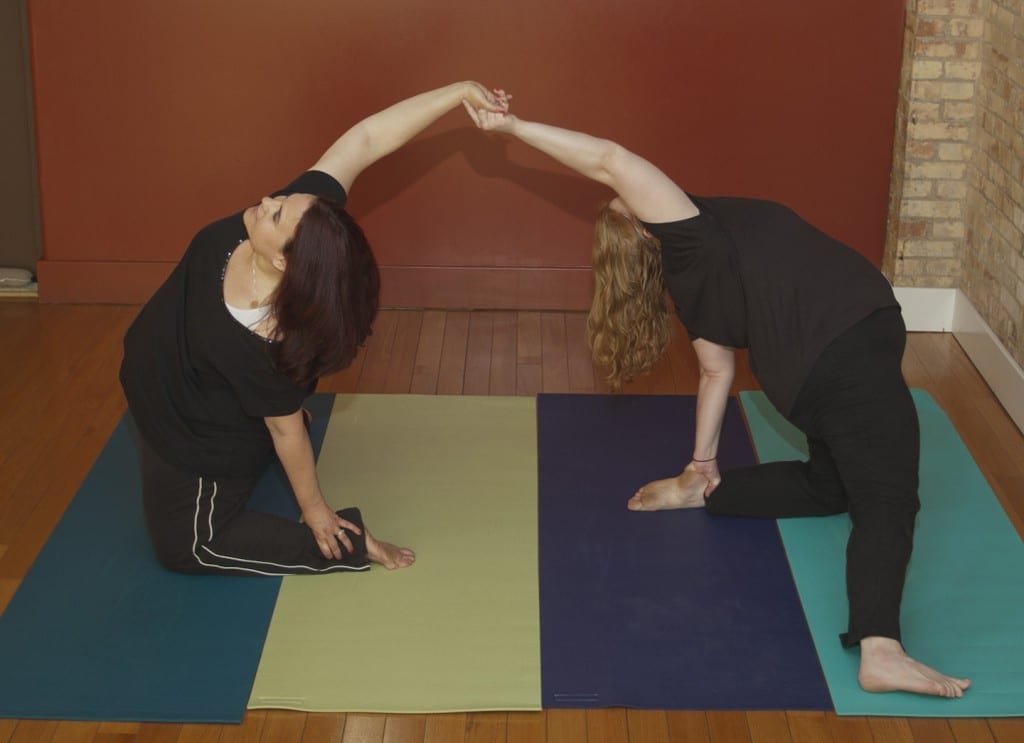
[586, 205, 672, 390]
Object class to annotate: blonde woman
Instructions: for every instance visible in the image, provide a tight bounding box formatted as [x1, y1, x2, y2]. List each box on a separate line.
[464, 98, 970, 700]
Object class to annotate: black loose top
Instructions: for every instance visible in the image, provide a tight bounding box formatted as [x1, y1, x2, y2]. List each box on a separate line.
[643, 196, 898, 416]
[120, 170, 348, 477]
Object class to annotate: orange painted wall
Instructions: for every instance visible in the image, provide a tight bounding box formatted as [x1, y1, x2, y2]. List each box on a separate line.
[29, 0, 905, 305]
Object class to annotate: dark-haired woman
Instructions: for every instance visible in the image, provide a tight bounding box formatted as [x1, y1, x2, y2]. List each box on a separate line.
[463, 99, 970, 699]
[121, 81, 503, 576]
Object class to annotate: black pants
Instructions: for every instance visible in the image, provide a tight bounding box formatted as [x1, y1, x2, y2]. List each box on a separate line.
[707, 307, 919, 647]
[138, 436, 370, 576]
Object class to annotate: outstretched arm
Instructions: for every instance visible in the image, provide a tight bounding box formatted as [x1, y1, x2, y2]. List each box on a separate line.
[463, 106, 698, 223]
[313, 81, 504, 193]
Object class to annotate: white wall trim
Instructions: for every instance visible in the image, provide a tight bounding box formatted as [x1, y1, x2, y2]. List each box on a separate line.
[893, 287, 957, 332]
[951, 289, 1024, 434]
[894, 286, 1024, 434]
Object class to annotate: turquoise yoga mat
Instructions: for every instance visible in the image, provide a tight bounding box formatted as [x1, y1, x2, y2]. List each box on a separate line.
[0, 394, 333, 722]
[740, 389, 1024, 717]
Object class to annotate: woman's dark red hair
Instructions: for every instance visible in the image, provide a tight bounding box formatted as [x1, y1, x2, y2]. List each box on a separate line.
[269, 196, 379, 386]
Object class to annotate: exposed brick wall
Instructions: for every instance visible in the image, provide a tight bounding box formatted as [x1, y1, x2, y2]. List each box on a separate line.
[962, 0, 1023, 360]
[885, 0, 984, 289]
[885, 0, 1023, 366]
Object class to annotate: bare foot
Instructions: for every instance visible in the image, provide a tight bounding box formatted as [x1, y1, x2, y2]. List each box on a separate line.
[365, 530, 416, 570]
[859, 637, 970, 698]
[628, 469, 709, 511]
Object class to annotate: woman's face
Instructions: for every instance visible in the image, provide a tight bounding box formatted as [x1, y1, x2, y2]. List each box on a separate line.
[243, 193, 315, 267]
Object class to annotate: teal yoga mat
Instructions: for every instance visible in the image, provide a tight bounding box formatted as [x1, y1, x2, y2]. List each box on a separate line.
[0, 394, 333, 722]
[740, 389, 1024, 716]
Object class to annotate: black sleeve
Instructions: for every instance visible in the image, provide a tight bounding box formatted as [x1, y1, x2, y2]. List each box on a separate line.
[642, 214, 749, 350]
[230, 352, 312, 419]
[642, 216, 706, 255]
[272, 170, 348, 205]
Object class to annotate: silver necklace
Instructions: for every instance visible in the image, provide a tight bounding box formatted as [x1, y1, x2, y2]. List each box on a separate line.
[250, 247, 260, 309]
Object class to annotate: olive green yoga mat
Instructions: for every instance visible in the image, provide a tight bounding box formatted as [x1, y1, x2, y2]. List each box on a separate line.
[248, 395, 541, 713]
[740, 389, 1024, 716]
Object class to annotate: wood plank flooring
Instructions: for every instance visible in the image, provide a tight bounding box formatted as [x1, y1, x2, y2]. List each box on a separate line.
[1, 303, 1022, 743]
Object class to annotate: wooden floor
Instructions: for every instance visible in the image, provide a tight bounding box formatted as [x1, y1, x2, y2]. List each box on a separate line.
[1, 302, 1023, 743]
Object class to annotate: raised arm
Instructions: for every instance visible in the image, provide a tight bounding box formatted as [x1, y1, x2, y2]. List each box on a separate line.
[313, 81, 504, 193]
[463, 107, 698, 223]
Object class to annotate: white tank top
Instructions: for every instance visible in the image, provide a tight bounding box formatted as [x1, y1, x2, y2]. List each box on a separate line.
[225, 301, 271, 330]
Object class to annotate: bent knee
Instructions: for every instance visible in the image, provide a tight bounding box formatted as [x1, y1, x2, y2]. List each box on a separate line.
[149, 539, 203, 574]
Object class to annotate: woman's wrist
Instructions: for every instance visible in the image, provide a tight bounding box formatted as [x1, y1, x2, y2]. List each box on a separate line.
[297, 490, 328, 514]
[455, 80, 497, 109]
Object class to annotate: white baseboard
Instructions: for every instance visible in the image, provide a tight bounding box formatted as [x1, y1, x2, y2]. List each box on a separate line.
[894, 286, 1024, 433]
[952, 290, 1024, 434]
[893, 287, 956, 331]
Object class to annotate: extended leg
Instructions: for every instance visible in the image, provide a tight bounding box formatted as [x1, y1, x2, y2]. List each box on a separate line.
[797, 308, 969, 697]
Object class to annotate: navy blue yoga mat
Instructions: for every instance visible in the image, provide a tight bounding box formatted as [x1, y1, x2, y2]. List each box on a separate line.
[537, 394, 831, 710]
[0, 393, 333, 722]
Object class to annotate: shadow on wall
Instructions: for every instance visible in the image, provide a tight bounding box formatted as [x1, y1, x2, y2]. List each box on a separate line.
[351, 129, 609, 225]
